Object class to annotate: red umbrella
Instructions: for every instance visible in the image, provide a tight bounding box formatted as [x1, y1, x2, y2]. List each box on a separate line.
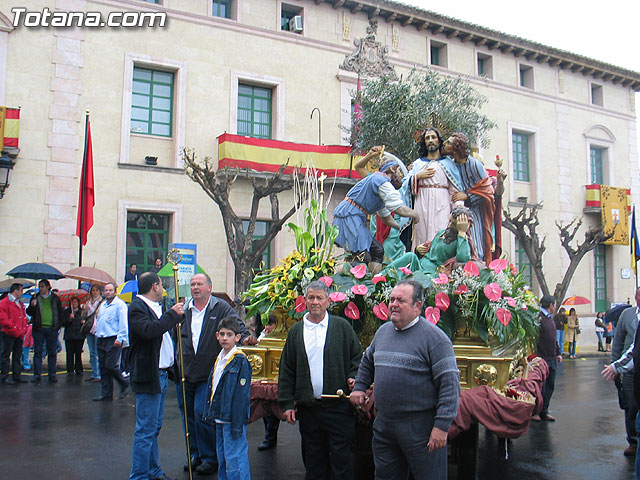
[64, 266, 116, 286]
[562, 296, 590, 306]
[58, 289, 90, 308]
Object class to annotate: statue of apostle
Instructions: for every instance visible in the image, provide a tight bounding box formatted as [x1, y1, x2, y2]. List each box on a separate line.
[441, 132, 503, 264]
[333, 156, 420, 273]
[403, 128, 465, 252]
[383, 206, 473, 280]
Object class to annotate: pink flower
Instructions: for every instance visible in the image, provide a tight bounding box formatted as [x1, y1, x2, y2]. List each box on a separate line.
[351, 284, 368, 296]
[425, 306, 440, 325]
[432, 273, 449, 285]
[489, 258, 508, 273]
[344, 301, 360, 320]
[435, 292, 450, 311]
[504, 296, 517, 307]
[399, 265, 412, 275]
[319, 276, 333, 287]
[496, 308, 511, 326]
[522, 305, 528, 310]
[454, 284, 469, 294]
[483, 283, 502, 302]
[350, 264, 367, 279]
[294, 296, 306, 313]
[373, 302, 389, 321]
[463, 261, 479, 277]
[372, 274, 387, 285]
[329, 291, 346, 303]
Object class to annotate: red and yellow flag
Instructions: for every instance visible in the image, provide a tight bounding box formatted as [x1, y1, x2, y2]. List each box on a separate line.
[217, 133, 362, 178]
[0, 106, 20, 150]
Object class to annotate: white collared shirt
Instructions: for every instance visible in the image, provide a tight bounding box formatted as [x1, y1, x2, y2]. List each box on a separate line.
[189, 297, 211, 353]
[303, 312, 329, 399]
[213, 345, 237, 399]
[396, 315, 420, 331]
[138, 294, 174, 369]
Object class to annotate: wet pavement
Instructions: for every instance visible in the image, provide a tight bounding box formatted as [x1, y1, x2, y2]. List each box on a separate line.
[0, 355, 634, 479]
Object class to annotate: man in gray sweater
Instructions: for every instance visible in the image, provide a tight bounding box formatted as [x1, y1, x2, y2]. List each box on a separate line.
[351, 280, 460, 480]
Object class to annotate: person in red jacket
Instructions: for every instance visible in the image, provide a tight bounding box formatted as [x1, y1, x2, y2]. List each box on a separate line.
[0, 283, 28, 384]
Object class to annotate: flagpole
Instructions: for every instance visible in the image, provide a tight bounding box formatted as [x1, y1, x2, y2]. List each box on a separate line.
[78, 110, 89, 269]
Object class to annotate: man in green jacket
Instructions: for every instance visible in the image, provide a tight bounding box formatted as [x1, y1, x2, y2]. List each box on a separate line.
[278, 280, 362, 480]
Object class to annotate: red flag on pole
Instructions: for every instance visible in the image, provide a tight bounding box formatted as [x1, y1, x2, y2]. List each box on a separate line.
[76, 115, 94, 247]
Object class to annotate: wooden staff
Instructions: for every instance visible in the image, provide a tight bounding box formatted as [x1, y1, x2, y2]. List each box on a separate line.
[167, 249, 193, 480]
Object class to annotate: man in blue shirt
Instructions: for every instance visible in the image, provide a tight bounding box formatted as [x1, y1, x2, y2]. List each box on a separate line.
[93, 282, 130, 401]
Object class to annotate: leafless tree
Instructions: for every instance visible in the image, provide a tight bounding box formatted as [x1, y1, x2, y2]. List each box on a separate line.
[502, 202, 613, 303]
[183, 149, 301, 297]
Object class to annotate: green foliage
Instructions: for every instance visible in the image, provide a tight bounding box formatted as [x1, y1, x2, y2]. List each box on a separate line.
[350, 69, 497, 162]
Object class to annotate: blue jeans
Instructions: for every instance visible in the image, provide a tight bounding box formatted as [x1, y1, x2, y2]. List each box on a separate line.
[22, 346, 31, 369]
[129, 370, 168, 480]
[32, 328, 59, 378]
[216, 423, 250, 480]
[86, 334, 100, 379]
[176, 381, 217, 464]
[568, 341, 577, 357]
[556, 329, 565, 354]
[596, 331, 604, 350]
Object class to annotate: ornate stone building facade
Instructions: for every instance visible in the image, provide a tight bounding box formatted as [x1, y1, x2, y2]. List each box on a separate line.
[0, 0, 639, 311]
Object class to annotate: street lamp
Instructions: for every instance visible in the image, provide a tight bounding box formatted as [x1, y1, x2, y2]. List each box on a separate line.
[0, 148, 18, 199]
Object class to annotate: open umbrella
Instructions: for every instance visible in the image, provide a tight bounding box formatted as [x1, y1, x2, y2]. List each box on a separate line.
[562, 296, 590, 306]
[58, 288, 91, 308]
[116, 280, 138, 303]
[6, 262, 65, 280]
[64, 266, 116, 286]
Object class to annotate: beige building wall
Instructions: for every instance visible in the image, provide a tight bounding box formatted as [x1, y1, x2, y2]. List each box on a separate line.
[0, 0, 638, 310]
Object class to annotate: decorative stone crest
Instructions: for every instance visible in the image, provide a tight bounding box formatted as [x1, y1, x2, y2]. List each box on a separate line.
[340, 19, 398, 80]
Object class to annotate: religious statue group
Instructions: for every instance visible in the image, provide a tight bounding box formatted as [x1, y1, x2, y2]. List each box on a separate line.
[333, 128, 506, 279]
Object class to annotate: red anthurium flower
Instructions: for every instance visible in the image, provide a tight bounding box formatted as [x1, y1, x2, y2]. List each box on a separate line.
[399, 265, 412, 275]
[329, 291, 346, 302]
[294, 295, 306, 313]
[489, 258, 509, 273]
[344, 301, 360, 320]
[319, 276, 333, 287]
[454, 284, 469, 294]
[372, 274, 387, 285]
[483, 283, 502, 302]
[351, 284, 369, 296]
[350, 264, 367, 279]
[425, 306, 440, 325]
[504, 296, 517, 308]
[463, 261, 479, 277]
[510, 263, 517, 275]
[435, 292, 450, 311]
[373, 302, 389, 321]
[496, 308, 511, 326]
[432, 273, 449, 285]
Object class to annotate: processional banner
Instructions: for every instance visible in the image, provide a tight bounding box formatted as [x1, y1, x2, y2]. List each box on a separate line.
[601, 185, 630, 245]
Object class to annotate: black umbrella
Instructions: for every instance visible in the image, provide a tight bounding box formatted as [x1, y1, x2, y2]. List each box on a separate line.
[6, 262, 65, 280]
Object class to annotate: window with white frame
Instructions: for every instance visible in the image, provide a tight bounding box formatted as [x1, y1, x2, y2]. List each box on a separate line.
[519, 64, 534, 89]
[281, 3, 303, 33]
[591, 83, 603, 106]
[429, 40, 447, 68]
[476, 52, 493, 78]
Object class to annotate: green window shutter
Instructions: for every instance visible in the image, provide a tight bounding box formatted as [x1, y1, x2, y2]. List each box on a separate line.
[237, 84, 272, 139]
[593, 244, 607, 312]
[590, 147, 604, 184]
[131, 67, 174, 137]
[515, 239, 532, 286]
[126, 212, 170, 274]
[212, 0, 232, 18]
[512, 133, 530, 182]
